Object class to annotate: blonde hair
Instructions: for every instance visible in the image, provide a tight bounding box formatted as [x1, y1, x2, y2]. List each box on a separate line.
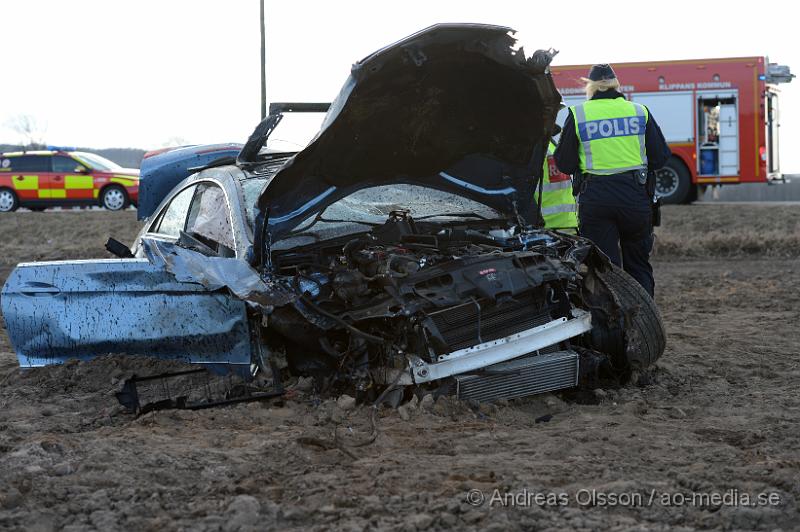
[581, 77, 620, 99]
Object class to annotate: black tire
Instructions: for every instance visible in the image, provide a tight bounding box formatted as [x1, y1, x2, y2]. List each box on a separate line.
[596, 263, 666, 371]
[100, 185, 130, 211]
[655, 156, 691, 204]
[0, 187, 19, 212]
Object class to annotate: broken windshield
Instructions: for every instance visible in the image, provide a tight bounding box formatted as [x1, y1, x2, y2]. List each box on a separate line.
[273, 184, 505, 250]
[241, 177, 269, 228]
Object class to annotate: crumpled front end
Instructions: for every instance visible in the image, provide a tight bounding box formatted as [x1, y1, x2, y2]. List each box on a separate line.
[234, 213, 608, 402]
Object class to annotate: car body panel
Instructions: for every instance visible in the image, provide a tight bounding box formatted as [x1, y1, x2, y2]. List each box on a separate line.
[0, 257, 251, 371]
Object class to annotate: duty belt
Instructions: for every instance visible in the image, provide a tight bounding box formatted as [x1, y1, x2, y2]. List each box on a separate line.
[585, 169, 647, 184]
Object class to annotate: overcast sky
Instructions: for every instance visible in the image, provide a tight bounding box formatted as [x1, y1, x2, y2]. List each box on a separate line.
[1, 0, 798, 171]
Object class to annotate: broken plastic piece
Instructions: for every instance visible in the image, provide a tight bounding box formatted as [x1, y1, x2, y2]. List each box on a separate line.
[115, 368, 283, 415]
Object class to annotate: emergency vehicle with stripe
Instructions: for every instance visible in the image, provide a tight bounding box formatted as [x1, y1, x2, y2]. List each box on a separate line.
[0, 150, 139, 212]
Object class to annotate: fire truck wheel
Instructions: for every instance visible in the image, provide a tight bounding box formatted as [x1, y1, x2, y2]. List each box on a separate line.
[100, 185, 130, 211]
[655, 157, 691, 204]
[0, 188, 20, 212]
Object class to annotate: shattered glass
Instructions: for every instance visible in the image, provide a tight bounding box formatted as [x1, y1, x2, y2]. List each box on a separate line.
[273, 184, 504, 250]
[155, 185, 196, 236]
[240, 177, 269, 228]
[186, 183, 235, 250]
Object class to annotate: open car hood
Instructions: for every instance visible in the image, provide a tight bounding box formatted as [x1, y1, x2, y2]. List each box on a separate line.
[255, 24, 562, 239]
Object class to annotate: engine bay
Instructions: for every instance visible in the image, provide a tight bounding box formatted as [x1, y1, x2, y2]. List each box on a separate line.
[263, 211, 597, 399]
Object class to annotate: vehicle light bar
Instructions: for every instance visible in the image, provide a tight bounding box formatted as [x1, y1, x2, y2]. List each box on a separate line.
[46, 145, 76, 152]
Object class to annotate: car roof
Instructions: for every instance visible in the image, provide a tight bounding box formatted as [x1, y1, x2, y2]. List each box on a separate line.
[0, 150, 84, 157]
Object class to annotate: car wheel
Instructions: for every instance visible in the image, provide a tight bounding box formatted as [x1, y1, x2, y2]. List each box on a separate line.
[593, 263, 667, 372]
[655, 156, 691, 204]
[100, 185, 129, 211]
[0, 188, 19, 212]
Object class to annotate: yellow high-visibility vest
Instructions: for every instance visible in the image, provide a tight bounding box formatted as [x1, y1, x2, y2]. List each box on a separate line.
[570, 98, 649, 175]
[538, 143, 578, 231]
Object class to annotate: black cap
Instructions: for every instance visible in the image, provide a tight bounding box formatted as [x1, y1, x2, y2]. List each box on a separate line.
[588, 64, 616, 81]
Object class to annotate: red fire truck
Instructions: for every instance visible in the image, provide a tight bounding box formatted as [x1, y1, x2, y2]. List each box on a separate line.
[550, 57, 794, 203]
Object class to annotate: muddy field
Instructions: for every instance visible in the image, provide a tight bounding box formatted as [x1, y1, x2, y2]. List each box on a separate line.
[0, 206, 798, 531]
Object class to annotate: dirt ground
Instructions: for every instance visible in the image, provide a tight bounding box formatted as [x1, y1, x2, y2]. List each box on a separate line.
[0, 206, 798, 531]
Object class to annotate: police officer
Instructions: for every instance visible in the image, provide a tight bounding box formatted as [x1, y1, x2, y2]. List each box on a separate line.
[538, 141, 578, 233]
[554, 64, 670, 297]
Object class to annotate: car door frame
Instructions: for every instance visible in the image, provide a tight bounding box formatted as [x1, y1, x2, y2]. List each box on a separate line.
[133, 170, 252, 258]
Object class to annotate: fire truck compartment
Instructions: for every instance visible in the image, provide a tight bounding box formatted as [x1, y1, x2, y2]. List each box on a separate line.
[697, 91, 739, 176]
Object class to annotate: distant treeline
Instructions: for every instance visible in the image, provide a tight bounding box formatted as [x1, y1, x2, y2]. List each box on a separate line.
[0, 144, 147, 169]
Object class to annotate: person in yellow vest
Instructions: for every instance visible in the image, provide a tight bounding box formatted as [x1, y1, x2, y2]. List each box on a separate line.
[537, 141, 578, 233]
[554, 64, 671, 297]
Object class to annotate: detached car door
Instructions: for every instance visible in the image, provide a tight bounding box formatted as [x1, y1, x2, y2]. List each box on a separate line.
[0, 181, 252, 373]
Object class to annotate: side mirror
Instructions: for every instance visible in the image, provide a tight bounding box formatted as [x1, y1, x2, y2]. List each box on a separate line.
[105, 237, 134, 258]
[76, 166, 90, 174]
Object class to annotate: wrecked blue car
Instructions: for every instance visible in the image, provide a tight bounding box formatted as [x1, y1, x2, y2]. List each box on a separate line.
[0, 24, 665, 402]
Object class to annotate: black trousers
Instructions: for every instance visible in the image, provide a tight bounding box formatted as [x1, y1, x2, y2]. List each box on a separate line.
[579, 203, 655, 297]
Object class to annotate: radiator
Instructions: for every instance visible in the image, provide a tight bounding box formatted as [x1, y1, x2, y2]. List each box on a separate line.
[453, 350, 579, 403]
[429, 294, 553, 351]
